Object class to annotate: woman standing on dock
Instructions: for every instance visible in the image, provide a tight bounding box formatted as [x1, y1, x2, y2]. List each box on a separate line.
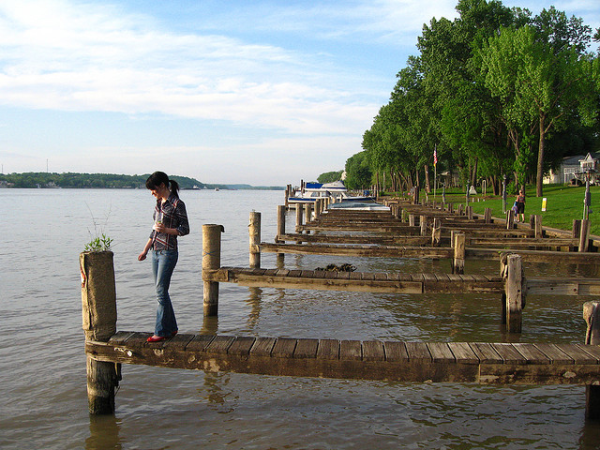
[138, 171, 190, 342]
[515, 189, 526, 223]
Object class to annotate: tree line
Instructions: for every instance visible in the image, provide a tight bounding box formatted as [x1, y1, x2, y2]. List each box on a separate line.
[0, 172, 205, 189]
[343, 0, 600, 197]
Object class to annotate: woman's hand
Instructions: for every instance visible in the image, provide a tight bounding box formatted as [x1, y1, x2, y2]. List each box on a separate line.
[153, 223, 177, 235]
[138, 251, 147, 261]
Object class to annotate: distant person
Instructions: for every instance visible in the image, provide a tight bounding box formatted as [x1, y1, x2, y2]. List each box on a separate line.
[138, 171, 190, 342]
[515, 189, 526, 223]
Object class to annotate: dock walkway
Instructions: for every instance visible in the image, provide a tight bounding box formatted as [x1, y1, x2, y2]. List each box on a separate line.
[86, 332, 600, 385]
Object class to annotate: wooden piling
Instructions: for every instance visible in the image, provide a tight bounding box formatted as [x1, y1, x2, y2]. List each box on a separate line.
[276, 205, 285, 264]
[484, 208, 492, 224]
[202, 224, 224, 316]
[579, 219, 590, 252]
[295, 203, 303, 233]
[506, 209, 515, 230]
[504, 254, 524, 333]
[584, 302, 600, 419]
[452, 232, 465, 274]
[420, 215, 428, 237]
[304, 203, 312, 225]
[432, 218, 442, 247]
[249, 212, 261, 269]
[533, 215, 543, 239]
[80, 250, 119, 415]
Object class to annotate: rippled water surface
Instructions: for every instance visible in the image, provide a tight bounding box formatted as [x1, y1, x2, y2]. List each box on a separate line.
[1, 188, 600, 449]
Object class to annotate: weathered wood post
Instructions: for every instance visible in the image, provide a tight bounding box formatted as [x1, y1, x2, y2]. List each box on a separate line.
[249, 211, 261, 269]
[583, 302, 600, 419]
[458, 204, 464, 216]
[579, 219, 590, 252]
[447, 203, 453, 214]
[452, 232, 465, 274]
[80, 250, 119, 415]
[408, 214, 416, 227]
[295, 203, 303, 233]
[420, 215, 428, 237]
[202, 224, 224, 316]
[506, 209, 515, 229]
[484, 208, 492, 224]
[276, 205, 286, 264]
[304, 203, 311, 222]
[533, 215, 543, 239]
[431, 218, 442, 247]
[314, 199, 322, 221]
[285, 184, 291, 208]
[573, 219, 582, 239]
[466, 206, 473, 220]
[503, 254, 524, 333]
[401, 209, 408, 223]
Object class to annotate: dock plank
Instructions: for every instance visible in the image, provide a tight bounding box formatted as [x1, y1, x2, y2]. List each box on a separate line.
[316, 339, 340, 360]
[340, 340, 362, 361]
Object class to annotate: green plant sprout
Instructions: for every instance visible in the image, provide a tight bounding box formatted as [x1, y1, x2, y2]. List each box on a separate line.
[85, 233, 114, 252]
[85, 204, 114, 252]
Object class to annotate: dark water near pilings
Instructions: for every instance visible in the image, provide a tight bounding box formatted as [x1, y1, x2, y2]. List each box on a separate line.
[2, 188, 600, 449]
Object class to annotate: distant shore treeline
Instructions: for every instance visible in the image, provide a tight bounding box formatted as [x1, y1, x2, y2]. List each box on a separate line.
[0, 172, 284, 190]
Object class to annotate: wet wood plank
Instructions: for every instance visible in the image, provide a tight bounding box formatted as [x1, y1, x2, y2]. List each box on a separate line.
[271, 338, 297, 358]
[362, 340, 385, 361]
[384, 341, 409, 362]
[250, 337, 276, 357]
[294, 339, 319, 359]
[228, 336, 256, 356]
[340, 340, 362, 361]
[316, 339, 339, 360]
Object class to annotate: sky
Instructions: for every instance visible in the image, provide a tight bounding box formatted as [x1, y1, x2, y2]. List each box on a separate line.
[0, 0, 598, 185]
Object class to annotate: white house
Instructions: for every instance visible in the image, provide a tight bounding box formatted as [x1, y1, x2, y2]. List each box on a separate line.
[544, 152, 600, 185]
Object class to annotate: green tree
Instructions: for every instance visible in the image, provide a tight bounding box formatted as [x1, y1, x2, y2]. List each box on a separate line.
[317, 171, 343, 183]
[479, 24, 598, 196]
[344, 152, 372, 190]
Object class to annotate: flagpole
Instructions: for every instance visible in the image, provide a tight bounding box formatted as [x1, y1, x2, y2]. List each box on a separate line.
[433, 144, 437, 200]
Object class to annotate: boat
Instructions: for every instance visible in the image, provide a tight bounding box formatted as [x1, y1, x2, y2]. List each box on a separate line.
[328, 198, 390, 211]
[286, 181, 375, 206]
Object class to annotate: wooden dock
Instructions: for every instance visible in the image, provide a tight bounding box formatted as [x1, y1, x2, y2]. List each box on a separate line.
[80, 201, 600, 419]
[86, 332, 600, 386]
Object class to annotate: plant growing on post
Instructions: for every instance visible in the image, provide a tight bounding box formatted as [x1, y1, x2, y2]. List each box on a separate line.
[84, 204, 114, 252]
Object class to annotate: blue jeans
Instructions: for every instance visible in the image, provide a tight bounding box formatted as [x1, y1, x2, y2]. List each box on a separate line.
[151, 249, 179, 337]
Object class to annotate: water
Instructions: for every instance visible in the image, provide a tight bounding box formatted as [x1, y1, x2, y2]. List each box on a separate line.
[1, 188, 600, 449]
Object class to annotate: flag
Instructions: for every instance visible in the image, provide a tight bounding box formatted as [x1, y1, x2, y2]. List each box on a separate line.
[433, 147, 437, 166]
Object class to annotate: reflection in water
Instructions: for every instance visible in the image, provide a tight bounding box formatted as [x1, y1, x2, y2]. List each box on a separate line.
[86, 415, 122, 450]
[245, 287, 263, 331]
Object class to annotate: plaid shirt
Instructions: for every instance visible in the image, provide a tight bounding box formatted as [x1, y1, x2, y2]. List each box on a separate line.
[150, 194, 190, 251]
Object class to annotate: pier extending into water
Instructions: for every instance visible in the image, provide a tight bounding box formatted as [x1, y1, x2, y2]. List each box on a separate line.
[81, 198, 600, 420]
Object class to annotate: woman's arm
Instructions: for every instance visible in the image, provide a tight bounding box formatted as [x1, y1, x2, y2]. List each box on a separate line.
[138, 238, 153, 261]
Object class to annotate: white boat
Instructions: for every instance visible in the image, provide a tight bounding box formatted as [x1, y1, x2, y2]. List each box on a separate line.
[328, 198, 390, 211]
[287, 181, 374, 205]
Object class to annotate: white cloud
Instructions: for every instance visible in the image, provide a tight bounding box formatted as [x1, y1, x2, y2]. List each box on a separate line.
[0, 0, 386, 138]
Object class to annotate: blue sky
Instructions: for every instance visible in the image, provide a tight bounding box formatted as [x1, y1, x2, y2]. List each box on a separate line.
[0, 0, 598, 185]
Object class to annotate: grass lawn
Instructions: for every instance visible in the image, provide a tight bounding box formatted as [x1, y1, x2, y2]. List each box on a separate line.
[420, 184, 600, 236]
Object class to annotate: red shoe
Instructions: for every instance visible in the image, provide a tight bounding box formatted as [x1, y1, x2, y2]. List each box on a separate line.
[147, 335, 166, 343]
[171, 330, 178, 337]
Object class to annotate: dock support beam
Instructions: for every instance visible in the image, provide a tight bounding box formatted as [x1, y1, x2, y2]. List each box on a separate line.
[452, 232, 465, 274]
[584, 302, 600, 419]
[295, 202, 303, 232]
[80, 251, 119, 415]
[249, 212, 261, 269]
[504, 254, 524, 333]
[276, 205, 285, 264]
[203, 224, 224, 316]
